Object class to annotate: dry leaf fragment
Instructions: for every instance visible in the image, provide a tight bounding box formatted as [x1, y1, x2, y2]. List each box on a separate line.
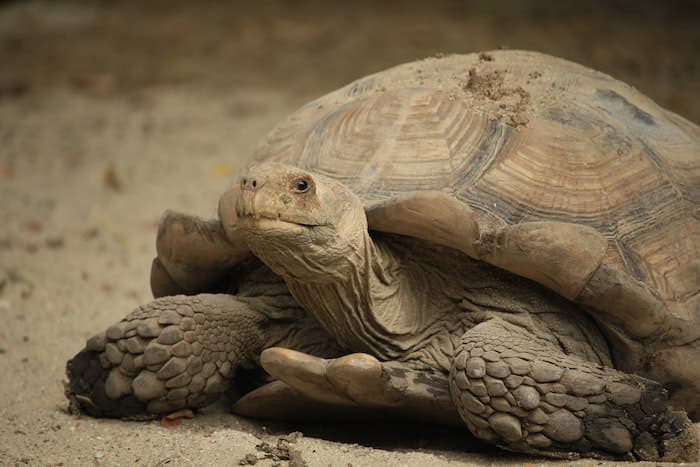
[103, 164, 123, 191]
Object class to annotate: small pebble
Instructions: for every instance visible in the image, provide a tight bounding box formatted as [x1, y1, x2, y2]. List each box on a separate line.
[239, 453, 258, 465]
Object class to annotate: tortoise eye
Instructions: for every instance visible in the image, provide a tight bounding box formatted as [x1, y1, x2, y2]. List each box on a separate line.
[293, 178, 310, 193]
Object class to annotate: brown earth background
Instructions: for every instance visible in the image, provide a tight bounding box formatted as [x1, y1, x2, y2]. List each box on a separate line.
[1, 1, 699, 466]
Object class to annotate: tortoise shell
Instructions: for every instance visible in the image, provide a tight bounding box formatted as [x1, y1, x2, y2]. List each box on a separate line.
[250, 50, 700, 317]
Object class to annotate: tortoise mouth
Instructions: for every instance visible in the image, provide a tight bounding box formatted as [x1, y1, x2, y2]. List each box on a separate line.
[237, 212, 320, 230]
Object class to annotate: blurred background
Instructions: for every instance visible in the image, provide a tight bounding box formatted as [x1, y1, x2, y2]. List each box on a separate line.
[1, 0, 699, 121]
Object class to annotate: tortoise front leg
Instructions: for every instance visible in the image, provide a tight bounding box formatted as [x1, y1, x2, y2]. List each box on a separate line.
[151, 210, 250, 297]
[450, 318, 698, 462]
[66, 294, 302, 418]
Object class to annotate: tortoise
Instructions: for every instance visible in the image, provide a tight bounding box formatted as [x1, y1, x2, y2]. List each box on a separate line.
[66, 50, 700, 462]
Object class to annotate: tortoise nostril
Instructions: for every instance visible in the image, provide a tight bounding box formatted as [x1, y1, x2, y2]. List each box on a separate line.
[241, 177, 259, 191]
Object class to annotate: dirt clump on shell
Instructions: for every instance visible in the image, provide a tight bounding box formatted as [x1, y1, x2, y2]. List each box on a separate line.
[463, 66, 531, 127]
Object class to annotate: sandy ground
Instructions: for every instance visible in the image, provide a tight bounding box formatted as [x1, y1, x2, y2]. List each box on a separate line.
[1, 1, 699, 466]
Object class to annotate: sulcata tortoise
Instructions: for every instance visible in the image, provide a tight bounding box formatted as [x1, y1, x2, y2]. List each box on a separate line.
[66, 50, 700, 461]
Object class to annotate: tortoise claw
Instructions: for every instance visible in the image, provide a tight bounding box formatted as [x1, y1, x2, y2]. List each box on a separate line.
[260, 348, 389, 406]
[253, 348, 460, 425]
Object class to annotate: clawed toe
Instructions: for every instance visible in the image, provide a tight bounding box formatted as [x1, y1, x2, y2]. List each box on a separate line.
[259, 348, 459, 425]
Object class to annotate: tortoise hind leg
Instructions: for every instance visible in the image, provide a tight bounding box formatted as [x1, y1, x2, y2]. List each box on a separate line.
[450, 318, 698, 461]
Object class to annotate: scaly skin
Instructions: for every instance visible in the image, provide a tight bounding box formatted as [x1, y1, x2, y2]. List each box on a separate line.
[66, 261, 343, 419]
[451, 319, 696, 461]
[67, 294, 268, 417]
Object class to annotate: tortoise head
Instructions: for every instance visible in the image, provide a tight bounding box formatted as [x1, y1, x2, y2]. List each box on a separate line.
[219, 163, 367, 280]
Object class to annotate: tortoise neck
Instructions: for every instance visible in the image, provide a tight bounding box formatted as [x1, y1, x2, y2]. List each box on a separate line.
[283, 230, 418, 359]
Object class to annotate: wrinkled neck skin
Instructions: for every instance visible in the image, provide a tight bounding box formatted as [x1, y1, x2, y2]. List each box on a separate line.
[243, 209, 419, 361]
[222, 257, 345, 361]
